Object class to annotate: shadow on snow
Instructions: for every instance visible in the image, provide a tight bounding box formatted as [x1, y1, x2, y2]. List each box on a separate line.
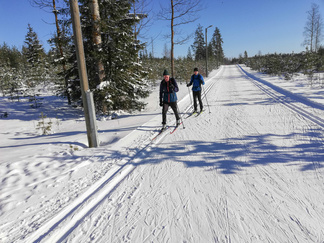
[127, 130, 324, 174]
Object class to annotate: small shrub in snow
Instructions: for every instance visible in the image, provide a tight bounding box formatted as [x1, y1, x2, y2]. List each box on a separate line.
[36, 112, 52, 135]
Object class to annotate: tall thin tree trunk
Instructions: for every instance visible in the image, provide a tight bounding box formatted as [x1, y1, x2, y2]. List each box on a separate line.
[133, 5, 140, 63]
[311, 17, 314, 52]
[171, 0, 174, 77]
[89, 0, 105, 82]
[151, 37, 154, 58]
[53, 0, 71, 104]
[89, 0, 107, 113]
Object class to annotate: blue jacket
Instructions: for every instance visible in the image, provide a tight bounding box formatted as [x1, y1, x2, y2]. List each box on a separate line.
[160, 78, 179, 103]
[188, 74, 204, 91]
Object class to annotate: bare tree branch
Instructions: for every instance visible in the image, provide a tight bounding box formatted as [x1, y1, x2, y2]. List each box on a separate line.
[158, 0, 202, 76]
[303, 3, 323, 52]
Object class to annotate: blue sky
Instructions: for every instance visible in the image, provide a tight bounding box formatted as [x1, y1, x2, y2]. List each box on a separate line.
[1, 0, 324, 58]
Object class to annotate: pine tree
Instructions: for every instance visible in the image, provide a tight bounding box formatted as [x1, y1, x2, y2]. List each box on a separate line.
[22, 24, 47, 88]
[0, 44, 25, 98]
[52, 0, 149, 112]
[23, 24, 45, 66]
[210, 27, 224, 66]
[30, 0, 71, 104]
[187, 47, 193, 60]
[48, 20, 74, 100]
[75, 0, 149, 112]
[303, 49, 319, 85]
[244, 50, 248, 65]
[192, 24, 205, 61]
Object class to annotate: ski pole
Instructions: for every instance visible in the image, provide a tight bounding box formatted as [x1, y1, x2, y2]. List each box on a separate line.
[187, 83, 193, 108]
[202, 85, 211, 113]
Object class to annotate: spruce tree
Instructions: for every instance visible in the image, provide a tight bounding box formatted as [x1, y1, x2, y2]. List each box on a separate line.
[192, 24, 205, 61]
[22, 24, 47, 88]
[243, 50, 248, 65]
[98, 0, 149, 111]
[61, 0, 149, 112]
[210, 27, 224, 66]
[0, 44, 24, 97]
[187, 47, 193, 60]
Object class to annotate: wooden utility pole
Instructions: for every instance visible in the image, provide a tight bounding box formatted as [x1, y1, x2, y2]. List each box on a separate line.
[205, 25, 212, 77]
[69, 0, 99, 148]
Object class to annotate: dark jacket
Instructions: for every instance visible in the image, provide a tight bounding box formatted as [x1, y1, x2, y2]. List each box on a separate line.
[160, 78, 179, 103]
[188, 74, 205, 91]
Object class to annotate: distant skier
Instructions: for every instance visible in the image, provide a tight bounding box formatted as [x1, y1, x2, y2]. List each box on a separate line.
[159, 69, 180, 129]
[187, 67, 205, 113]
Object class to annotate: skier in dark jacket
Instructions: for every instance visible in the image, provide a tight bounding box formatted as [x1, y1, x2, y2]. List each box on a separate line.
[159, 69, 180, 128]
[187, 67, 205, 113]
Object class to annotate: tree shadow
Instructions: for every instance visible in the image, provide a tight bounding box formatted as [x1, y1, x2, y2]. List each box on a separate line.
[0, 95, 85, 122]
[127, 130, 324, 174]
[17, 128, 324, 242]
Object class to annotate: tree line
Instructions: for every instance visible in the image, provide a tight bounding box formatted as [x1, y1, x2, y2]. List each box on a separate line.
[140, 23, 225, 84]
[235, 49, 324, 82]
[232, 3, 324, 86]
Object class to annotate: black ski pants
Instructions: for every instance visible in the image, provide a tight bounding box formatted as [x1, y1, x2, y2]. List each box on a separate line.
[193, 90, 203, 112]
[162, 102, 180, 125]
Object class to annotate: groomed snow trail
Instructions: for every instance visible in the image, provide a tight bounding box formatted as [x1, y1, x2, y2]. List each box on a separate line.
[29, 65, 324, 242]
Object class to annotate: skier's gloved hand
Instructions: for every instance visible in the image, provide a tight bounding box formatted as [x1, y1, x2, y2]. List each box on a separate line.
[159, 101, 163, 107]
[186, 83, 190, 87]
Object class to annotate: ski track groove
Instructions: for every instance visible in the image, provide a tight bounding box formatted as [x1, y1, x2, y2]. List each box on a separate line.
[237, 65, 324, 239]
[238, 65, 324, 242]
[18, 65, 324, 242]
[238, 65, 324, 129]
[24, 86, 211, 242]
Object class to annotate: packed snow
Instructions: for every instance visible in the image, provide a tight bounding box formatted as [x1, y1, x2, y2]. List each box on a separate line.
[1, 65, 324, 242]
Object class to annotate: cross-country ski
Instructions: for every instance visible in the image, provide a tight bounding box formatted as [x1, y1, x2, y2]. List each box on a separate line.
[195, 110, 204, 117]
[184, 111, 197, 119]
[151, 125, 170, 141]
[170, 122, 183, 134]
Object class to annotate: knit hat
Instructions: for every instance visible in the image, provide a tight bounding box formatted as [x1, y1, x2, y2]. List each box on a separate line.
[194, 67, 198, 72]
[163, 69, 169, 76]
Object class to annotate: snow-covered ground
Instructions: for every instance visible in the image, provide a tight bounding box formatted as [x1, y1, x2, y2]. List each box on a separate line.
[1, 65, 324, 242]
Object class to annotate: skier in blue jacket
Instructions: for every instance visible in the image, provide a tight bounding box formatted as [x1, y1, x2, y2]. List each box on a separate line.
[187, 67, 205, 113]
[159, 69, 180, 128]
